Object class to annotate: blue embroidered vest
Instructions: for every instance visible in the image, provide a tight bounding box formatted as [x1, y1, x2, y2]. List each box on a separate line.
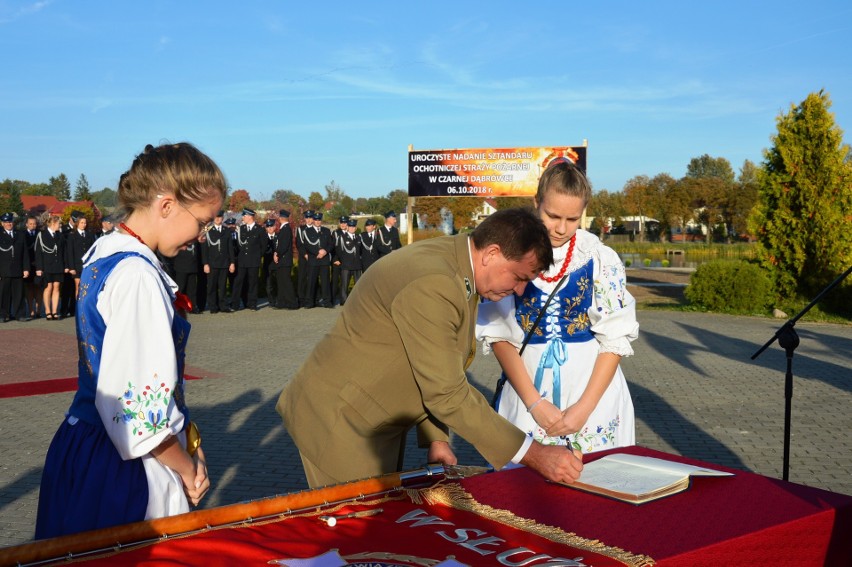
[513, 257, 595, 404]
[67, 252, 191, 428]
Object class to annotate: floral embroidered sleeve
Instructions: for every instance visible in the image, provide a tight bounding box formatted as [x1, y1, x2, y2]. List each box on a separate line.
[94, 257, 186, 460]
[589, 243, 639, 357]
[475, 294, 525, 355]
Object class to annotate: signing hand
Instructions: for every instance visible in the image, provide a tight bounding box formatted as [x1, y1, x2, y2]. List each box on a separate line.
[521, 442, 583, 484]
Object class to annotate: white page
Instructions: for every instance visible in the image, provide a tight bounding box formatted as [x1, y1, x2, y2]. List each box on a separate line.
[578, 458, 684, 496]
[602, 454, 734, 478]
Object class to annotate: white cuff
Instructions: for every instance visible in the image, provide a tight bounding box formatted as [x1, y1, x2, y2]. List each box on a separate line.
[510, 435, 535, 464]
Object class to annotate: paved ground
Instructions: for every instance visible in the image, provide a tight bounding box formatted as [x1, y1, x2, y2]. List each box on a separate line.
[1, 282, 850, 548]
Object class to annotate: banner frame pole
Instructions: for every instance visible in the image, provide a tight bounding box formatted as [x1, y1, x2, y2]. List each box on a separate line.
[407, 144, 415, 245]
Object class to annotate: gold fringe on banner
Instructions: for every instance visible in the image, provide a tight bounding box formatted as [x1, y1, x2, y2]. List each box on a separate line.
[409, 484, 656, 567]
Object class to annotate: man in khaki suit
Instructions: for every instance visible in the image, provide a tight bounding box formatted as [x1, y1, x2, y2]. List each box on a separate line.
[277, 208, 584, 487]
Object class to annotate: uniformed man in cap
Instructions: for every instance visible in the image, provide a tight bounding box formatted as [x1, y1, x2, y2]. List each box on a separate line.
[230, 208, 266, 311]
[273, 209, 298, 310]
[96, 215, 115, 238]
[0, 212, 31, 321]
[295, 210, 314, 308]
[376, 210, 402, 258]
[335, 217, 362, 306]
[304, 212, 333, 308]
[223, 217, 238, 309]
[262, 218, 278, 307]
[201, 210, 235, 313]
[360, 218, 380, 271]
[330, 215, 349, 306]
[174, 235, 202, 314]
[23, 216, 41, 319]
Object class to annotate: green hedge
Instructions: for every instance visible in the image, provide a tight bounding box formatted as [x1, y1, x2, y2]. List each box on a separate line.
[685, 260, 773, 314]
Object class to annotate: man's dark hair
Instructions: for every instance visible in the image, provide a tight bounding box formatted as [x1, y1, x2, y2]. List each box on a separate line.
[471, 207, 553, 272]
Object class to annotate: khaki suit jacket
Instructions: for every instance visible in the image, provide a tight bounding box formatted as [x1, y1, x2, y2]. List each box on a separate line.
[277, 233, 525, 484]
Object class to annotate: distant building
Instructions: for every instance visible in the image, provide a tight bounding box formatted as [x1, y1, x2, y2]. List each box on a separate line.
[21, 196, 100, 221]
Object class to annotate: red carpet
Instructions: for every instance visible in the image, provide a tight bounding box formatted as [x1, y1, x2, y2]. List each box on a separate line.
[0, 375, 201, 399]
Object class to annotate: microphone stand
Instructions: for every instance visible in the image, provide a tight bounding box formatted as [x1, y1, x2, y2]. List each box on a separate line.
[751, 265, 852, 481]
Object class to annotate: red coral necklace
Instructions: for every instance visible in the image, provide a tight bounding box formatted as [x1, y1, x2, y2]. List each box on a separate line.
[539, 233, 576, 283]
[119, 223, 147, 247]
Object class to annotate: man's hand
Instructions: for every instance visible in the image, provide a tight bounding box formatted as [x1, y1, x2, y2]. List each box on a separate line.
[203, 264, 210, 274]
[520, 442, 583, 484]
[427, 440, 457, 466]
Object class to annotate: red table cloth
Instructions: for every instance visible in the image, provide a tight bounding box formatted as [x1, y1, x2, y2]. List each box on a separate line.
[3, 446, 849, 566]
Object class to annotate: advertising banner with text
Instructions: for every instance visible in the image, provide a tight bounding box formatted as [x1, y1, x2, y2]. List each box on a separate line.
[408, 145, 586, 197]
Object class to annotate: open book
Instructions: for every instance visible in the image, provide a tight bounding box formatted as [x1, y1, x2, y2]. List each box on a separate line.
[559, 453, 734, 504]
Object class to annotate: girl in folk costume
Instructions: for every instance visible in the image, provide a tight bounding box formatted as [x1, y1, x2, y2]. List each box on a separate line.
[36, 142, 226, 538]
[476, 159, 637, 454]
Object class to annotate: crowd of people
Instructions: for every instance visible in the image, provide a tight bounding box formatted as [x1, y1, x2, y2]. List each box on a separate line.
[0, 210, 115, 322]
[0, 204, 404, 322]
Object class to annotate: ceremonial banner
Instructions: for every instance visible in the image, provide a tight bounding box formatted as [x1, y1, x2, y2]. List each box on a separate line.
[408, 146, 587, 198]
[50, 485, 651, 567]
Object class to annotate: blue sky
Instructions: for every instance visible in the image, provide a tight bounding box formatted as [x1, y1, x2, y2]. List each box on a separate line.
[2, 1, 850, 200]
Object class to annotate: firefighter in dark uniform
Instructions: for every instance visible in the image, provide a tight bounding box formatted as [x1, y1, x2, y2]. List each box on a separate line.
[223, 217, 238, 310]
[174, 237, 202, 314]
[274, 209, 298, 310]
[335, 218, 362, 306]
[376, 210, 402, 258]
[230, 208, 266, 311]
[24, 216, 41, 318]
[201, 211, 235, 313]
[0, 212, 31, 321]
[305, 212, 333, 308]
[262, 218, 278, 308]
[295, 210, 314, 308]
[330, 215, 348, 306]
[96, 215, 116, 238]
[360, 218, 381, 271]
[64, 215, 96, 304]
[60, 211, 83, 317]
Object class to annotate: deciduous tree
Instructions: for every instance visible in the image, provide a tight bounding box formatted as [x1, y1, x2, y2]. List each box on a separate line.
[228, 189, 252, 213]
[307, 191, 325, 212]
[586, 190, 624, 238]
[91, 187, 117, 209]
[622, 175, 654, 241]
[415, 197, 484, 232]
[684, 155, 736, 243]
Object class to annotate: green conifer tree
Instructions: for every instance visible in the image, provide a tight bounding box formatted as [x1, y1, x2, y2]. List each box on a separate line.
[750, 91, 852, 309]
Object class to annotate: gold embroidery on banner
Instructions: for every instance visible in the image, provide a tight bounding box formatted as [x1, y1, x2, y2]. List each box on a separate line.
[411, 484, 656, 567]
